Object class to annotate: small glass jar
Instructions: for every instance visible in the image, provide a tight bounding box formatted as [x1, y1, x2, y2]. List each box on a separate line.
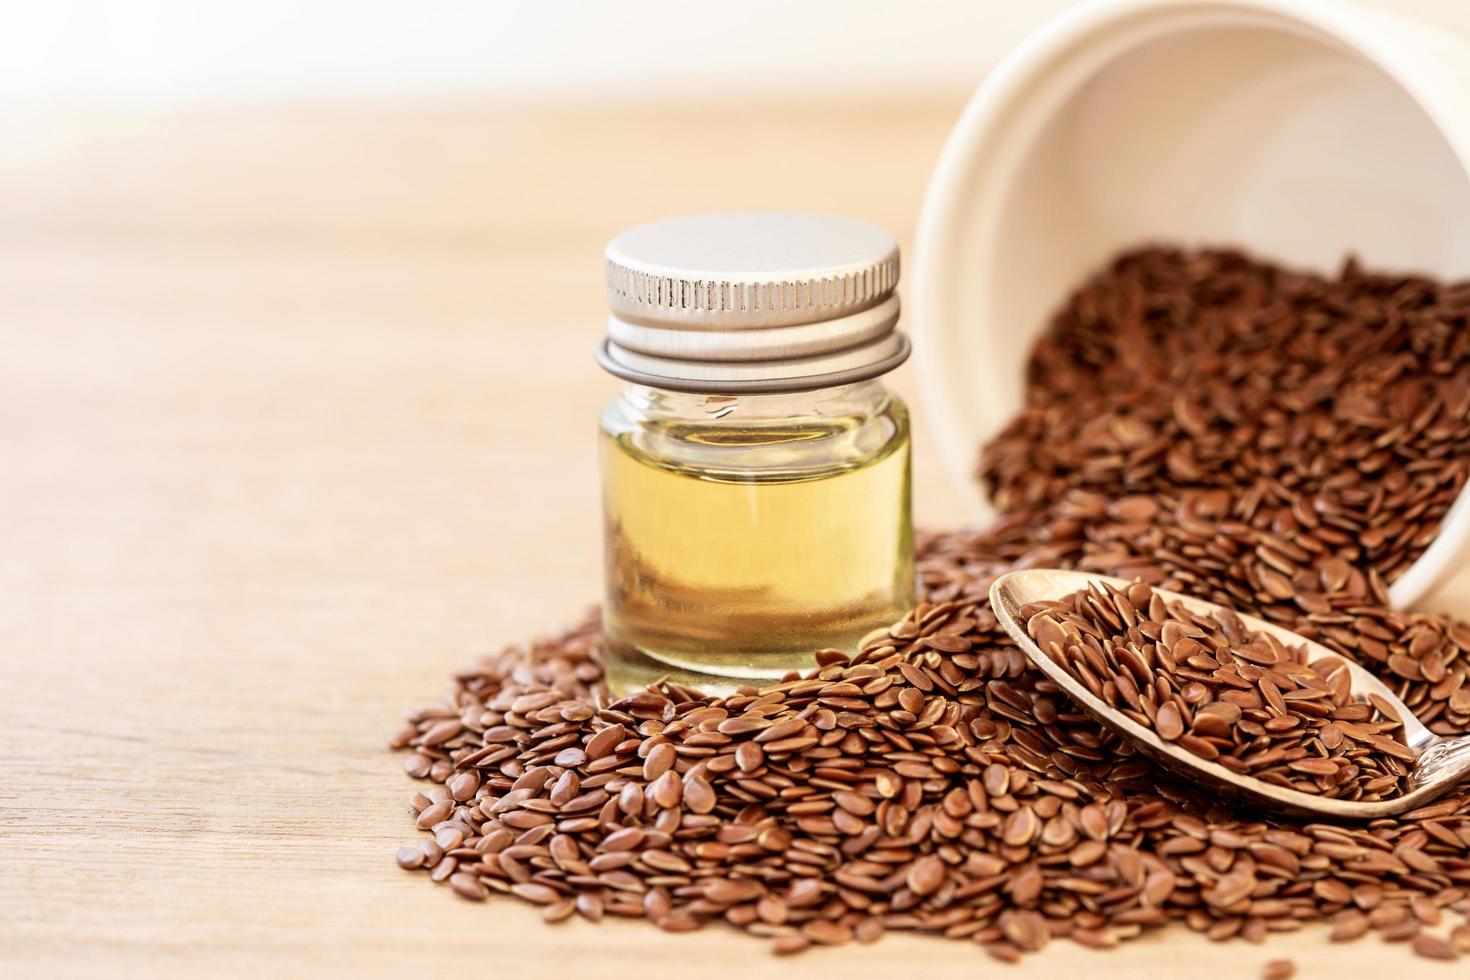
[596, 212, 915, 695]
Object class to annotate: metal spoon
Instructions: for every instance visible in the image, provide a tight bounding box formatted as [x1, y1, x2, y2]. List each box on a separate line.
[989, 568, 1470, 819]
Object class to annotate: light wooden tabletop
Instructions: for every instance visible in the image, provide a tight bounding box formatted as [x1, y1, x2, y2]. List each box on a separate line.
[3, 101, 1466, 979]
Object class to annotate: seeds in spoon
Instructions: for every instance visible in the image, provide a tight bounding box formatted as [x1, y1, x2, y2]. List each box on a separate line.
[1022, 580, 1414, 800]
[1155, 702, 1184, 741]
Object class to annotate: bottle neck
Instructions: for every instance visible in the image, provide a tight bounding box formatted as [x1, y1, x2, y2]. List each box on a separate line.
[619, 379, 892, 424]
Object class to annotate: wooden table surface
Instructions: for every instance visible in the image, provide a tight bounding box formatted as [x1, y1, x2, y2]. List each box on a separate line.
[3, 101, 1467, 979]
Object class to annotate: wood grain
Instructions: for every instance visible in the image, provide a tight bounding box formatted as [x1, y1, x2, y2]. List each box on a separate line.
[1, 101, 1466, 979]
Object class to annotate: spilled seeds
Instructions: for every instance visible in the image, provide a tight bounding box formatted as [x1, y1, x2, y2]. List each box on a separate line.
[391, 586, 1469, 963]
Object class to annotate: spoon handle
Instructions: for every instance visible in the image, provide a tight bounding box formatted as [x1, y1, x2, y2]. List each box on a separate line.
[1410, 734, 1470, 795]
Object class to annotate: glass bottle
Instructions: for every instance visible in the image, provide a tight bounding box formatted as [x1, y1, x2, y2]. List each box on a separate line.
[596, 212, 915, 696]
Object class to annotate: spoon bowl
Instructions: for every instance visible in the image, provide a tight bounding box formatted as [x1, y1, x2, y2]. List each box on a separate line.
[989, 568, 1470, 819]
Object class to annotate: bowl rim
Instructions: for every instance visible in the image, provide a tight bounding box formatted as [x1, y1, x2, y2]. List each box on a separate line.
[911, 0, 1470, 609]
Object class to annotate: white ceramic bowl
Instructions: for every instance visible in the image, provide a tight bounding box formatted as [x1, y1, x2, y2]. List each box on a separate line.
[913, 0, 1470, 608]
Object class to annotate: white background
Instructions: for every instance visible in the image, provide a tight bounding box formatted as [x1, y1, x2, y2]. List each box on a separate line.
[5, 0, 1470, 104]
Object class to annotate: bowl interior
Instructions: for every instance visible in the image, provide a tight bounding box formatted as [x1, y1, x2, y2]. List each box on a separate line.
[917, 2, 1470, 535]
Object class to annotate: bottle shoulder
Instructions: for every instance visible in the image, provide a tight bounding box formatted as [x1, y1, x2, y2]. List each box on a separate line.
[601, 383, 908, 482]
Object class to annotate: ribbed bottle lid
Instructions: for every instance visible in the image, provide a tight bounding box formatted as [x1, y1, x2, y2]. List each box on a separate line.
[598, 211, 908, 393]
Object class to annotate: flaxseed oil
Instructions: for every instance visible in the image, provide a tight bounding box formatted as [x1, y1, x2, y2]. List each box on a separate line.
[600, 390, 914, 695]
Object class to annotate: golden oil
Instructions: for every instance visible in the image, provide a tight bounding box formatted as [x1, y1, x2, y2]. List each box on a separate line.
[600, 383, 914, 695]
